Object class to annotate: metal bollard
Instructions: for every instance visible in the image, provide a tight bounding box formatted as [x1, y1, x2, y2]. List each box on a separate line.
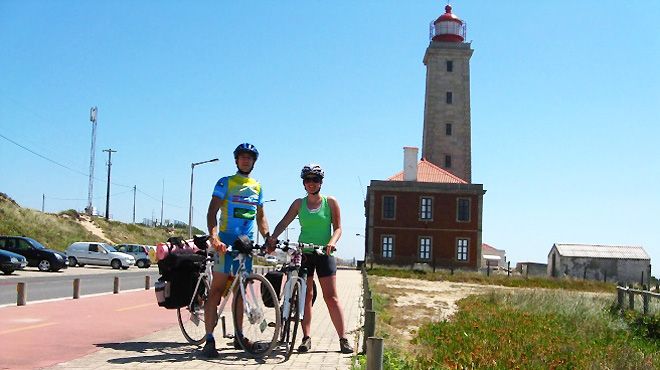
[73, 278, 80, 299]
[113, 276, 120, 294]
[363, 310, 376, 354]
[17, 282, 26, 306]
[365, 296, 372, 311]
[145, 276, 151, 290]
[366, 337, 384, 370]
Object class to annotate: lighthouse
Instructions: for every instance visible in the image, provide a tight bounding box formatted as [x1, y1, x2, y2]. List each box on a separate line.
[422, 4, 473, 183]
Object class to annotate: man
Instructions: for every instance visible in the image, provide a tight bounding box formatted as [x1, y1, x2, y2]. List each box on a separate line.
[202, 142, 270, 358]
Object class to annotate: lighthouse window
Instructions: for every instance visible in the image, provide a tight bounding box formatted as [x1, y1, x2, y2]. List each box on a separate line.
[446, 123, 452, 136]
[446, 92, 453, 104]
[446, 60, 453, 72]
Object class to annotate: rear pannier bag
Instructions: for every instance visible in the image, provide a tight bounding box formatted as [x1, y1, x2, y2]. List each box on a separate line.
[262, 270, 284, 308]
[155, 251, 205, 309]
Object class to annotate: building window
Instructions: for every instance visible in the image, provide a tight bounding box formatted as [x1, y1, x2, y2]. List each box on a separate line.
[419, 237, 431, 260]
[457, 198, 470, 222]
[381, 235, 394, 258]
[446, 60, 453, 72]
[446, 91, 453, 104]
[445, 123, 452, 136]
[457, 239, 469, 261]
[382, 195, 396, 220]
[420, 196, 433, 220]
[444, 155, 452, 168]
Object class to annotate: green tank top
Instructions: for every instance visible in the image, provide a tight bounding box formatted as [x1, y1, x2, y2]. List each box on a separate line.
[298, 196, 332, 248]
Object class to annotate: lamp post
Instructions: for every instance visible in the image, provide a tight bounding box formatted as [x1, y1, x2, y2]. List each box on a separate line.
[256, 199, 276, 245]
[188, 158, 219, 238]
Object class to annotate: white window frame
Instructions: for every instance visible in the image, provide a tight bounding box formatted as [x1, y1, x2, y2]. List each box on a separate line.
[419, 236, 432, 260]
[419, 196, 433, 220]
[456, 238, 469, 261]
[381, 235, 394, 259]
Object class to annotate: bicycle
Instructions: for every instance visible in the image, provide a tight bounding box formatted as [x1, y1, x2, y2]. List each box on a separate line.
[273, 240, 326, 360]
[177, 235, 282, 358]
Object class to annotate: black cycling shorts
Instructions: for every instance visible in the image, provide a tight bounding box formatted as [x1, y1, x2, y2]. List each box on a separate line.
[302, 253, 337, 278]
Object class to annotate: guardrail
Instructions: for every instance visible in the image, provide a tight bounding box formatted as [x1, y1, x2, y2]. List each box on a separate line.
[361, 266, 384, 370]
[616, 284, 660, 315]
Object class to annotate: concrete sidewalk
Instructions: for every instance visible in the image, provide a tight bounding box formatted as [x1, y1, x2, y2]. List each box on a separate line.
[47, 269, 363, 370]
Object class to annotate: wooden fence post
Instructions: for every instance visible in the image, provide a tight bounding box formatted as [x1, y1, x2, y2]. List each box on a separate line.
[617, 286, 624, 310]
[643, 291, 649, 315]
[73, 278, 80, 299]
[113, 276, 120, 294]
[507, 261, 511, 277]
[628, 289, 634, 310]
[366, 337, 384, 370]
[17, 282, 26, 306]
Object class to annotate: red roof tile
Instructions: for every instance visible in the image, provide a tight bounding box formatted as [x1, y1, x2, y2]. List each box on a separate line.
[387, 159, 467, 183]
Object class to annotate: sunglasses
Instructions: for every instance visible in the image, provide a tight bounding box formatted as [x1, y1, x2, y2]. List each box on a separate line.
[303, 177, 322, 184]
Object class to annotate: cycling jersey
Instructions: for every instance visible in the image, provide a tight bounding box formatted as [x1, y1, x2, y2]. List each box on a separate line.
[212, 173, 264, 240]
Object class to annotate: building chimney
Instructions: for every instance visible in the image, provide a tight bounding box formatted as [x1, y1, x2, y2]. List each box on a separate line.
[403, 146, 418, 181]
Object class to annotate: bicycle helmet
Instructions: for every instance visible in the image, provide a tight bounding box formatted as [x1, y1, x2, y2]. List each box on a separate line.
[300, 163, 324, 179]
[233, 143, 259, 161]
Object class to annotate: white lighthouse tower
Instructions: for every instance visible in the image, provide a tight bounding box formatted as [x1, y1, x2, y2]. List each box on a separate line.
[422, 4, 473, 183]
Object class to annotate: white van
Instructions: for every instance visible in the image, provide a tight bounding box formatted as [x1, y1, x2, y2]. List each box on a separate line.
[66, 242, 135, 269]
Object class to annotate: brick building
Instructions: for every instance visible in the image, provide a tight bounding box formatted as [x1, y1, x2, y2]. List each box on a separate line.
[364, 147, 485, 270]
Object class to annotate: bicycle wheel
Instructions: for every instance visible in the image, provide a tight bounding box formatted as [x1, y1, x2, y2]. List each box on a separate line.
[281, 281, 300, 360]
[177, 277, 208, 345]
[232, 273, 282, 357]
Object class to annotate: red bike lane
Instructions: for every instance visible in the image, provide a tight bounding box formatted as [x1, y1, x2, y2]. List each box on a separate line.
[0, 290, 179, 370]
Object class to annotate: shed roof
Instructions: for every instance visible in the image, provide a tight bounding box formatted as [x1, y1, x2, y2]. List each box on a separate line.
[552, 244, 650, 260]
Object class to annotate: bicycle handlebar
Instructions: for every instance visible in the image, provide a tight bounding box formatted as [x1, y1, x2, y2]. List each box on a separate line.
[274, 240, 336, 255]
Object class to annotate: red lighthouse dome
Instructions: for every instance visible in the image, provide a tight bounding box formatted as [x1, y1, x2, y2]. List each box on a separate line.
[431, 4, 466, 42]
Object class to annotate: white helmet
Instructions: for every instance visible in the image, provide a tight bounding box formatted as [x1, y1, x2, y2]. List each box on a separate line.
[300, 163, 324, 179]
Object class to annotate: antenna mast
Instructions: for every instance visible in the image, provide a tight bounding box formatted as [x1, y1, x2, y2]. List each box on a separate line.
[86, 106, 98, 215]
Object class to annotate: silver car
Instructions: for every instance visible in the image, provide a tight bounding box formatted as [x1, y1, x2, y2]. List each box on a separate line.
[66, 242, 135, 269]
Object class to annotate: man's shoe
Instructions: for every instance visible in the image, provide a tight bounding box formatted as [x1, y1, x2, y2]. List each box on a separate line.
[339, 338, 354, 354]
[201, 338, 219, 358]
[233, 336, 252, 350]
[298, 336, 311, 353]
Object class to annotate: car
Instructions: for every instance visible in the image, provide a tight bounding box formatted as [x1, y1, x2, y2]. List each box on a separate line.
[115, 244, 151, 268]
[66, 242, 135, 269]
[0, 235, 68, 272]
[0, 249, 28, 275]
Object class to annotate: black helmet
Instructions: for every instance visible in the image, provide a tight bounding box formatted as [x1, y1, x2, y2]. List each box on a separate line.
[233, 143, 259, 161]
[300, 163, 324, 179]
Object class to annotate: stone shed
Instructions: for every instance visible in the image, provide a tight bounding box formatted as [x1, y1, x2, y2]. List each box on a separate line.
[548, 243, 651, 284]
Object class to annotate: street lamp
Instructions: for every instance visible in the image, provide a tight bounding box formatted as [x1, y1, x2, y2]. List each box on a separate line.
[256, 199, 276, 245]
[188, 158, 219, 238]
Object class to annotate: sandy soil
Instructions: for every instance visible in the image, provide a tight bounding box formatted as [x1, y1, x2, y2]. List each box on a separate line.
[372, 276, 510, 340]
[78, 215, 113, 243]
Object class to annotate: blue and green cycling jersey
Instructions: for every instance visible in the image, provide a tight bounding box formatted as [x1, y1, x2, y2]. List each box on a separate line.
[212, 173, 263, 243]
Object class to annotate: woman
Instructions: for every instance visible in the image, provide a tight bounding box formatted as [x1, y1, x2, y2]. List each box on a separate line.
[266, 164, 354, 354]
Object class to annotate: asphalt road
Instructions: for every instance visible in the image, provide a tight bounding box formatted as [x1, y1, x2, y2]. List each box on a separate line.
[0, 265, 162, 306]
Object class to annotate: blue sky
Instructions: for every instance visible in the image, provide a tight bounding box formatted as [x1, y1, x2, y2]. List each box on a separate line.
[1, 1, 659, 275]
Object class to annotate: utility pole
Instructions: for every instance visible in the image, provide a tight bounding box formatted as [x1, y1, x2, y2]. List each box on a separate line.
[102, 148, 117, 220]
[42, 194, 45, 212]
[86, 107, 98, 215]
[132, 185, 136, 223]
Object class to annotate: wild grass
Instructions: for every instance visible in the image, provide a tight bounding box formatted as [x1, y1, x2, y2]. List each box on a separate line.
[355, 275, 659, 369]
[367, 266, 616, 293]
[0, 193, 183, 250]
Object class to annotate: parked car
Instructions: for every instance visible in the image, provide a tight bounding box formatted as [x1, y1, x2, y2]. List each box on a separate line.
[115, 244, 151, 268]
[0, 249, 28, 275]
[66, 242, 135, 269]
[0, 235, 68, 272]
